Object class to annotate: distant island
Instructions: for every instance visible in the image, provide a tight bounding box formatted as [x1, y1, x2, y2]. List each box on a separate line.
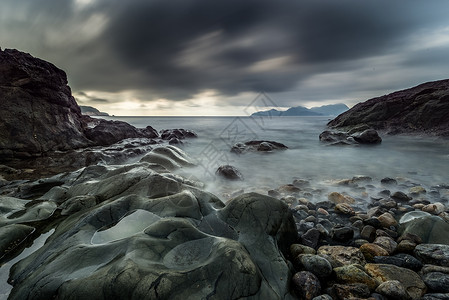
[79, 105, 110, 116]
[251, 103, 349, 117]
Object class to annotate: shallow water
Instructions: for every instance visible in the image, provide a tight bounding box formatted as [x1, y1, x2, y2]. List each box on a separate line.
[0, 229, 55, 299]
[106, 116, 449, 199]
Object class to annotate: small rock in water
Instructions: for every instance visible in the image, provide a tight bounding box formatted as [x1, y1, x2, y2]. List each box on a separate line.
[410, 186, 426, 195]
[381, 177, 398, 185]
[328, 192, 356, 204]
[422, 202, 446, 215]
[215, 165, 244, 181]
[391, 191, 412, 202]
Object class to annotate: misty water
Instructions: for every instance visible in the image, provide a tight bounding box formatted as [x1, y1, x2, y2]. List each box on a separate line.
[107, 116, 449, 202]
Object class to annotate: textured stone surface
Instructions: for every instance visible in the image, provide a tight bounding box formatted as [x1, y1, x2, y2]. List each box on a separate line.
[317, 246, 366, 267]
[365, 263, 426, 300]
[327, 79, 449, 136]
[6, 162, 297, 300]
[414, 244, 449, 267]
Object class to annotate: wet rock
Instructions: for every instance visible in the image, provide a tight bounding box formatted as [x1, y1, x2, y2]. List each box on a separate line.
[377, 212, 398, 228]
[365, 263, 426, 300]
[319, 130, 352, 145]
[333, 264, 378, 290]
[301, 228, 321, 249]
[298, 254, 333, 278]
[334, 203, 355, 215]
[414, 244, 449, 267]
[140, 145, 195, 171]
[392, 191, 412, 202]
[410, 186, 426, 195]
[59, 195, 97, 216]
[400, 215, 449, 244]
[317, 246, 366, 267]
[381, 178, 397, 185]
[159, 128, 197, 140]
[278, 184, 301, 194]
[397, 239, 418, 253]
[373, 254, 422, 271]
[331, 226, 354, 243]
[421, 265, 449, 275]
[328, 192, 356, 204]
[361, 225, 377, 242]
[292, 271, 321, 300]
[231, 140, 288, 154]
[422, 202, 446, 215]
[0, 224, 34, 258]
[421, 293, 449, 300]
[373, 236, 397, 255]
[6, 165, 297, 299]
[290, 244, 316, 257]
[360, 243, 389, 261]
[375, 280, 410, 300]
[352, 129, 382, 144]
[215, 165, 244, 181]
[328, 283, 371, 299]
[422, 272, 449, 293]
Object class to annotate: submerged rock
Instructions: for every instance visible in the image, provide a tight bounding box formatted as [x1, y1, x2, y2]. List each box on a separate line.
[215, 165, 244, 180]
[231, 140, 288, 154]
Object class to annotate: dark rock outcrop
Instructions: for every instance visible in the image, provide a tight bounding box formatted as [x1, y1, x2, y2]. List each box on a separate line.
[327, 79, 449, 136]
[0, 49, 158, 162]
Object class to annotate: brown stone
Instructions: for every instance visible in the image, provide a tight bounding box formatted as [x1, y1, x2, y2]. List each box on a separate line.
[317, 246, 366, 267]
[360, 243, 389, 261]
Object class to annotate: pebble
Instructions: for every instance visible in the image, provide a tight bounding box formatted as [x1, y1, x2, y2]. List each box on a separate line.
[377, 212, 398, 228]
[365, 263, 426, 300]
[361, 225, 377, 242]
[328, 283, 371, 299]
[331, 226, 354, 243]
[414, 244, 449, 267]
[291, 244, 316, 257]
[301, 228, 321, 249]
[373, 253, 422, 271]
[328, 192, 356, 204]
[422, 272, 449, 293]
[375, 280, 410, 300]
[334, 203, 355, 215]
[298, 254, 333, 278]
[317, 246, 366, 267]
[292, 271, 321, 300]
[333, 264, 378, 290]
[391, 191, 412, 202]
[422, 202, 446, 215]
[360, 243, 389, 261]
[373, 236, 397, 255]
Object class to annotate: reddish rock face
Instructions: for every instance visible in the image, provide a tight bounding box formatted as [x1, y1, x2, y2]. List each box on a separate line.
[327, 79, 449, 136]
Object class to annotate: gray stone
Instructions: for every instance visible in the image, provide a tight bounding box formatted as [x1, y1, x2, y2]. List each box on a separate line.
[423, 272, 449, 293]
[298, 254, 333, 278]
[415, 244, 449, 267]
[400, 215, 449, 244]
[375, 280, 410, 300]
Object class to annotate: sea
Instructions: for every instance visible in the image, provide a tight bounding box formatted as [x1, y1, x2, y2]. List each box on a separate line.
[105, 116, 449, 199]
[1, 115, 448, 298]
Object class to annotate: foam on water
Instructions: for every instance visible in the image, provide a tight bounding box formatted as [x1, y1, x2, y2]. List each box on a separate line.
[106, 116, 449, 201]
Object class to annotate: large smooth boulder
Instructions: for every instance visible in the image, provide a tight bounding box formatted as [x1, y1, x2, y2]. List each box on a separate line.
[7, 164, 297, 300]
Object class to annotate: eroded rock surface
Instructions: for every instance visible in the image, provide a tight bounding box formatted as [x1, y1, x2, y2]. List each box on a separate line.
[3, 147, 297, 299]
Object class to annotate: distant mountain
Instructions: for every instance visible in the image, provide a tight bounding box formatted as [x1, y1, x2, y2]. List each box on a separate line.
[309, 103, 349, 116]
[251, 103, 349, 117]
[80, 105, 110, 116]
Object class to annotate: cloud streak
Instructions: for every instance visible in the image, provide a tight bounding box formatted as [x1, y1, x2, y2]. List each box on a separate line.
[2, 0, 449, 114]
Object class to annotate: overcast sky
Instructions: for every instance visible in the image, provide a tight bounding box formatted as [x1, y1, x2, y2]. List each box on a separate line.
[2, 0, 449, 116]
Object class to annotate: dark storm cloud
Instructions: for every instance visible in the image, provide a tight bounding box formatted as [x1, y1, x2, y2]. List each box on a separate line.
[2, 0, 449, 103]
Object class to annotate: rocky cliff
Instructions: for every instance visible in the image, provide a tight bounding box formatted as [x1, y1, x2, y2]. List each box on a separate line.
[0, 48, 157, 161]
[328, 79, 449, 136]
